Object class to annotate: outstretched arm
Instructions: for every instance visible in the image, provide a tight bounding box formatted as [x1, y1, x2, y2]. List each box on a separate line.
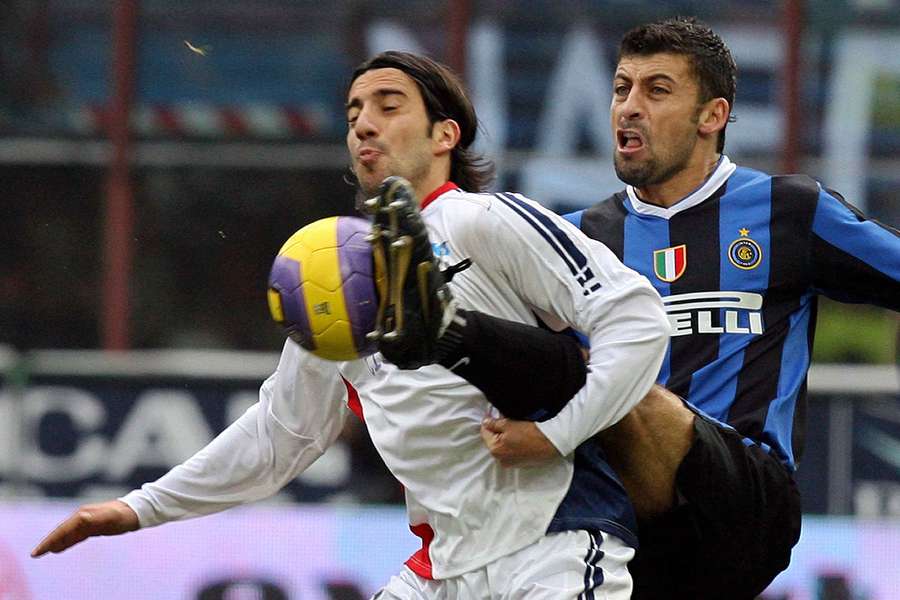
[32, 341, 350, 555]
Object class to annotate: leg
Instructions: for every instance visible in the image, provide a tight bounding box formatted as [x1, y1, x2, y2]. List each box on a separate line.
[365, 176, 454, 369]
[628, 412, 802, 600]
[441, 309, 587, 420]
[365, 185, 687, 508]
[596, 385, 696, 519]
[366, 176, 587, 418]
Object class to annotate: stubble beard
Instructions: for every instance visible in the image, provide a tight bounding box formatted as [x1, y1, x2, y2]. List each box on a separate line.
[614, 107, 702, 189]
[355, 152, 432, 200]
[356, 168, 382, 198]
[613, 135, 697, 189]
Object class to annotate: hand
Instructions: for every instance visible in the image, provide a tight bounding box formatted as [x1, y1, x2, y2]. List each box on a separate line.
[31, 500, 139, 558]
[480, 417, 561, 467]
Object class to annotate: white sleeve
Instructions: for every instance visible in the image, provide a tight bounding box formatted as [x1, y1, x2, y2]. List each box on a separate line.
[535, 278, 669, 456]
[120, 339, 350, 527]
[465, 193, 670, 457]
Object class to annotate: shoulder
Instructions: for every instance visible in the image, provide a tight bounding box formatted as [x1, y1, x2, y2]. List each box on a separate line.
[768, 174, 823, 225]
[574, 192, 628, 255]
[580, 191, 628, 221]
[429, 189, 554, 232]
[729, 166, 818, 199]
[425, 188, 493, 229]
[725, 168, 822, 217]
[435, 188, 494, 210]
[481, 191, 584, 242]
[428, 189, 584, 256]
[770, 173, 820, 196]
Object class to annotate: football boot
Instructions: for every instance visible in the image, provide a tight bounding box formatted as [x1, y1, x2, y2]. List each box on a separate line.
[364, 176, 456, 369]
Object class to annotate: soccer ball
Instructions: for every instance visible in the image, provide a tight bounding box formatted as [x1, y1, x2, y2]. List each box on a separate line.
[267, 216, 381, 361]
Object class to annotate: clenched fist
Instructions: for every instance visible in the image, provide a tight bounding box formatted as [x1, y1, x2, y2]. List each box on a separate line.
[480, 417, 561, 467]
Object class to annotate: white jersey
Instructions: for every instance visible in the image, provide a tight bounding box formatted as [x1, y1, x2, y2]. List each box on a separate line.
[121, 184, 669, 580]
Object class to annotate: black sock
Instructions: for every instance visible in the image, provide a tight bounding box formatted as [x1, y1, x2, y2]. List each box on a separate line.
[437, 309, 587, 420]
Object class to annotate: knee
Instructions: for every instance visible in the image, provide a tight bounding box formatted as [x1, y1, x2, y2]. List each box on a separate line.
[602, 387, 697, 519]
[632, 385, 682, 417]
[604, 385, 696, 469]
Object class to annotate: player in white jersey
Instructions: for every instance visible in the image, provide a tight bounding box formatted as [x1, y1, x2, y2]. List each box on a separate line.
[33, 51, 669, 598]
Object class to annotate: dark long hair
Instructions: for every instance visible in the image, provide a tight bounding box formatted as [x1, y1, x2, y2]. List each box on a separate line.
[619, 17, 737, 153]
[348, 51, 495, 192]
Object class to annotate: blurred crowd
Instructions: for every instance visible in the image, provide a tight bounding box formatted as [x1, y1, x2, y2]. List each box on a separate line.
[1, 0, 897, 361]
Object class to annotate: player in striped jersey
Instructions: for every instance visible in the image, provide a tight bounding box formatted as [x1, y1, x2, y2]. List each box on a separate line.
[569, 19, 897, 598]
[397, 18, 898, 600]
[32, 51, 671, 599]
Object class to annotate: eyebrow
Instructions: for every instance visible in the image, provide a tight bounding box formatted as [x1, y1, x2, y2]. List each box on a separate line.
[614, 72, 678, 85]
[345, 88, 408, 111]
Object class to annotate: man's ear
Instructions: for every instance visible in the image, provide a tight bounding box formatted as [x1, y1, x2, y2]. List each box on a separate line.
[698, 98, 730, 138]
[433, 119, 462, 156]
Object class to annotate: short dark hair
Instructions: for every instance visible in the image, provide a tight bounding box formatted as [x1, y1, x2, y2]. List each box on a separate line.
[348, 51, 495, 193]
[618, 17, 737, 153]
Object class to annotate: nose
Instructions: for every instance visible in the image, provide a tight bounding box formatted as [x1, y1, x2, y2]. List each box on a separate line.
[617, 89, 645, 124]
[352, 105, 378, 140]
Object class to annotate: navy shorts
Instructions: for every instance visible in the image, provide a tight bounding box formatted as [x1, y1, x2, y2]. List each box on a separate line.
[628, 411, 802, 600]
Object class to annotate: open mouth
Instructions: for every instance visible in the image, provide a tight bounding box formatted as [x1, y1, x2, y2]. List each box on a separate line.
[617, 130, 644, 152]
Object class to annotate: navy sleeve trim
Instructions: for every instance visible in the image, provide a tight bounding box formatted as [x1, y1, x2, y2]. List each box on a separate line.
[495, 192, 602, 295]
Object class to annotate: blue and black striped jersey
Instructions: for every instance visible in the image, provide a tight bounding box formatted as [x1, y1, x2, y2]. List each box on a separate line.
[565, 157, 900, 470]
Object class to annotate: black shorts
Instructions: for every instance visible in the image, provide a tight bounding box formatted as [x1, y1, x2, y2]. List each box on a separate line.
[628, 411, 802, 600]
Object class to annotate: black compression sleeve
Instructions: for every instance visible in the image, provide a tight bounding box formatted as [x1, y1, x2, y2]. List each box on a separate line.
[438, 309, 587, 420]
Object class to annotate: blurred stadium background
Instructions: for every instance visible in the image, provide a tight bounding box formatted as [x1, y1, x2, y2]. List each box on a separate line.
[0, 0, 898, 598]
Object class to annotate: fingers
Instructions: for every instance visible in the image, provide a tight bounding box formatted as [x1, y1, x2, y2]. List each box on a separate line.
[481, 418, 516, 467]
[481, 417, 507, 433]
[31, 511, 93, 557]
[31, 501, 139, 558]
[480, 419, 559, 468]
[480, 420, 500, 450]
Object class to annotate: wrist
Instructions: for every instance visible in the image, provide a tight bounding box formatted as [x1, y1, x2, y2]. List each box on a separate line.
[535, 419, 572, 457]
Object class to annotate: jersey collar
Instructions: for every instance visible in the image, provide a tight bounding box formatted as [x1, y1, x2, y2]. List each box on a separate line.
[420, 181, 460, 210]
[625, 155, 736, 219]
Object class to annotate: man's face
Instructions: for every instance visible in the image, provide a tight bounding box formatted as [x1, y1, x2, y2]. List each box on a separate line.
[610, 52, 705, 188]
[346, 67, 436, 197]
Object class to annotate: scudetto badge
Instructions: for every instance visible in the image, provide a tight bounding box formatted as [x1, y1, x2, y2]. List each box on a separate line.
[653, 244, 687, 282]
[728, 229, 762, 270]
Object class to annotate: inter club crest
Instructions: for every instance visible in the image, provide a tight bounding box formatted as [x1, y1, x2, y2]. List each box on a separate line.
[653, 244, 687, 282]
[728, 228, 762, 270]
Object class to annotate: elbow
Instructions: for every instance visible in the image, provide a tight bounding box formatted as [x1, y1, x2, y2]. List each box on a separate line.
[651, 301, 671, 354]
[653, 304, 671, 345]
[631, 294, 670, 365]
[631, 284, 670, 346]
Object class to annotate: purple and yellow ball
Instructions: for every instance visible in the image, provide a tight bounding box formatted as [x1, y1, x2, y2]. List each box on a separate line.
[267, 216, 380, 361]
